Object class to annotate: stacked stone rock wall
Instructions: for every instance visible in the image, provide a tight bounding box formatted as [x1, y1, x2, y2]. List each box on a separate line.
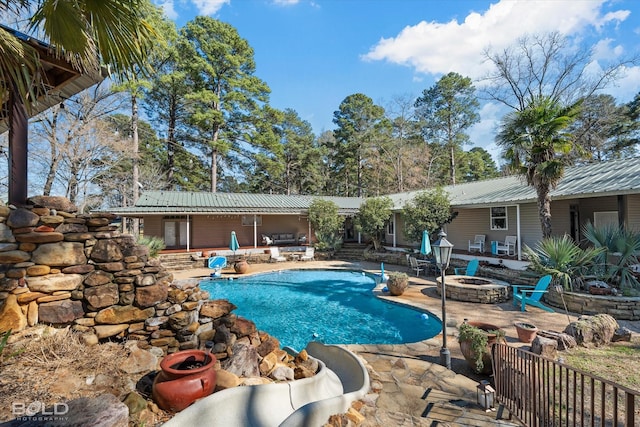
[0, 196, 215, 354]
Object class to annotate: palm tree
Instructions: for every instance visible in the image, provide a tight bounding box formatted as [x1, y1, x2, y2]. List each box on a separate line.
[496, 96, 582, 238]
[1, 0, 155, 106]
[1, 0, 156, 205]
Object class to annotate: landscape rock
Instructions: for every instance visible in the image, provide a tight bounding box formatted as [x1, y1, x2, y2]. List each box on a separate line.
[31, 242, 87, 266]
[26, 273, 83, 293]
[121, 347, 158, 374]
[0, 294, 28, 333]
[135, 282, 169, 308]
[38, 299, 85, 324]
[84, 283, 120, 309]
[94, 324, 130, 339]
[564, 314, 618, 347]
[95, 305, 155, 324]
[90, 240, 123, 263]
[222, 343, 260, 377]
[200, 299, 236, 319]
[531, 336, 558, 359]
[28, 195, 78, 212]
[6, 208, 39, 229]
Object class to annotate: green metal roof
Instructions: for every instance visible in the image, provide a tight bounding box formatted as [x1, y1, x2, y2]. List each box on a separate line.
[388, 157, 640, 209]
[107, 158, 640, 215]
[108, 191, 364, 216]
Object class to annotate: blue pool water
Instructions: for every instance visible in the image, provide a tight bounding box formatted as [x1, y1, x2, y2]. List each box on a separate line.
[199, 269, 441, 350]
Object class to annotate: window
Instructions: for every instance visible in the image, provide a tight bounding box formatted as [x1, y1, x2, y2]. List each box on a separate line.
[387, 221, 394, 235]
[594, 211, 618, 228]
[241, 215, 262, 226]
[490, 207, 508, 230]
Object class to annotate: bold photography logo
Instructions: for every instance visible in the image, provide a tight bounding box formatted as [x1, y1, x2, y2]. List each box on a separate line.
[12, 401, 69, 418]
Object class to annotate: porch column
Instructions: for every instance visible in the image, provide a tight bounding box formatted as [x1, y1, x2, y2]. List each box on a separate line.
[253, 215, 258, 248]
[186, 214, 190, 252]
[516, 205, 521, 261]
[8, 89, 28, 206]
[393, 212, 397, 248]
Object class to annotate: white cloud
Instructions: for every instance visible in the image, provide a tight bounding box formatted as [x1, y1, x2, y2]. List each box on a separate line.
[192, 0, 230, 15]
[362, 0, 628, 81]
[273, 0, 299, 5]
[156, 0, 178, 20]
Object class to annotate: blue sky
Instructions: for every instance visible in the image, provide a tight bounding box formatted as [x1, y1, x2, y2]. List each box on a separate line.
[156, 0, 640, 161]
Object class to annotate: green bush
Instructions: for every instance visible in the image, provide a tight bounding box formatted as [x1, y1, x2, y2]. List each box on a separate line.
[583, 223, 640, 290]
[137, 235, 166, 258]
[524, 234, 604, 291]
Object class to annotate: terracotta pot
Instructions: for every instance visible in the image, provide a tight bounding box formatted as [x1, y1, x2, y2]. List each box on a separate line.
[234, 259, 249, 274]
[387, 274, 409, 296]
[458, 321, 504, 375]
[152, 350, 217, 412]
[514, 321, 538, 343]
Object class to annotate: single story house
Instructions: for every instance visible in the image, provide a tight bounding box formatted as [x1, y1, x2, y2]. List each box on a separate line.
[109, 192, 363, 251]
[108, 158, 640, 258]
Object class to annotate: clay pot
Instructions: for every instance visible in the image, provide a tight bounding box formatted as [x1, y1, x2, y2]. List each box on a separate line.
[514, 321, 538, 343]
[152, 350, 217, 412]
[458, 321, 504, 375]
[386, 273, 409, 296]
[234, 259, 249, 274]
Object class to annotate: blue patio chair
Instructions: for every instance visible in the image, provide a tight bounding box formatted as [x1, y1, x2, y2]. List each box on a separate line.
[512, 275, 554, 312]
[454, 259, 479, 276]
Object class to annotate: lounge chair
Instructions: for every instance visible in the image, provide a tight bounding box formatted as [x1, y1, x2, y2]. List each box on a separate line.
[496, 235, 517, 256]
[269, 247, 286, 262]
[454, 259, 479, 276]
[208, 256, 227, 278]
[468, 235, 485, 253]
[512, 275, 554, 312]
[300, 247, 315, 261]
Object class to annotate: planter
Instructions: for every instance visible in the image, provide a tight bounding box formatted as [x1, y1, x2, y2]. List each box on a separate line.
[386, 272, 409, 296]
[514, 321, 538, 343]
[234, 259, 249, 274]
[152, 349, 217, 412]
[458, 321, 505, 374]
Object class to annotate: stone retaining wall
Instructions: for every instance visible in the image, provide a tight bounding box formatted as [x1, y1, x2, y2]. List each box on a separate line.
[0, 196, 275, 357]
[544, 290, 640, 320]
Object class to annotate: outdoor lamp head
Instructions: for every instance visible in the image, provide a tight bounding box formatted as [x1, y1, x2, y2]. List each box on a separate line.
[433, 230, 453, 269]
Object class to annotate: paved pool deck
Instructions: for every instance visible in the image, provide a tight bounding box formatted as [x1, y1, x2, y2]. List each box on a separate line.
[172, 259, 639, 426]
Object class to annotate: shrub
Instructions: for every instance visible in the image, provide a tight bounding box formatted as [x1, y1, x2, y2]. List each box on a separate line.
[137, 235, 166, 258]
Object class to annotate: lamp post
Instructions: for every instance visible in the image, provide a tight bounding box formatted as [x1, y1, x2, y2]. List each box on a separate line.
[433, 229, 453, 369]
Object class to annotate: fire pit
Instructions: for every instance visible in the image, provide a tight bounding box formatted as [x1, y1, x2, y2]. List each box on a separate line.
[436, 275, 511, 303]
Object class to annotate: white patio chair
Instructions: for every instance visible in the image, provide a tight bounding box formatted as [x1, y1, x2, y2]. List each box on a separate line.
[496, 235, 517, 256]
[409, 256, 424, 276]
[468, 235, 485, 253]
[300, 247, 315, 261]
[269, 246, 286, 262]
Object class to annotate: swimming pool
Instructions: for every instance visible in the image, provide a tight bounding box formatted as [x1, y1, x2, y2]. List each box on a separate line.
[199, 269, 441, 350]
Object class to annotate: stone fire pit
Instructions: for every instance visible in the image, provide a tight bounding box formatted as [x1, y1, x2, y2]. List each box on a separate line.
[436, 275, 511, 303]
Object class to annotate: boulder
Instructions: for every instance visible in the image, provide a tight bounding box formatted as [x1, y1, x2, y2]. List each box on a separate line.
[26, 273, 83, 293]
[84, 270, 114, 287]
[531, 336, 558, 359]
[31, 242, 87, 266]
[28, 195, 79, 212]
[6, 208, 39, 228]
[85, 283, 120, 309]
[14, 231, 65, 244]
[121, 346, 158, 374]
[95, 305, 155, 324]
[91, 239, 123, 263]
[222, 343, 260, 377]
[0, 250, 31, 264]
[135, 282, 169, 308]
[38, 299, 84, 324]
[200, 299, 236, 319]
[0, 294, 28, 333]
[94, 324, 129, 339]
[564, 314, 619, 347]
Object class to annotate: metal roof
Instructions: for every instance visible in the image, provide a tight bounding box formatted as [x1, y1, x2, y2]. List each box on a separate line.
[108, 191, 364, 216]
[107, 158, 640, 216]
[388, 157, 640, 209]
